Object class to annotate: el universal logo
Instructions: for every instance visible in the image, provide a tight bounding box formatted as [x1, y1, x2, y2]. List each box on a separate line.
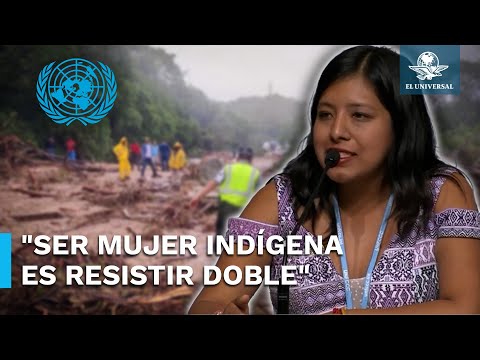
[406, 51, 453, 90]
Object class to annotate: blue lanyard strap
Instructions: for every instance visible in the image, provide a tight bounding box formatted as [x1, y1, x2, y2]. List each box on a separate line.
[331, 193, 394, 309]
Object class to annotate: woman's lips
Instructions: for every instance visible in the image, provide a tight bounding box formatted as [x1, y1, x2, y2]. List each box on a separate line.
[332, 151, 356, 165]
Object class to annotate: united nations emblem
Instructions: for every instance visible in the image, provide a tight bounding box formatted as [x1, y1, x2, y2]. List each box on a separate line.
[36, 58, 117, 126]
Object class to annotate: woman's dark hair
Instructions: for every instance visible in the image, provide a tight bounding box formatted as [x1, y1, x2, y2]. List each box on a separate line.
[282, 45, 450, 238]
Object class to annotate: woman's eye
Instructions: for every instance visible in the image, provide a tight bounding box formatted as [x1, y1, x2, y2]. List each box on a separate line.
[317, 111, 331, 120]
[353, 112, 370, 120]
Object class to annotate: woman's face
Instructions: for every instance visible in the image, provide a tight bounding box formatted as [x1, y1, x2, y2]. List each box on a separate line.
[313, 73, 393, 185]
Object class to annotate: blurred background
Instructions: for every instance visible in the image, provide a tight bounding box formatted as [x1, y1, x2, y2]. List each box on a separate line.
[0, 45, 479, 314]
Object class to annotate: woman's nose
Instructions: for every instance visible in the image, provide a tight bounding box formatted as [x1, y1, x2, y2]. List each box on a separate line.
[329, 113, 350, 142]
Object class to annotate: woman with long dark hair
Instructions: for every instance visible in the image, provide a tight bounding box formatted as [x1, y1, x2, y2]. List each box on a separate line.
[188, 45, 480, 315]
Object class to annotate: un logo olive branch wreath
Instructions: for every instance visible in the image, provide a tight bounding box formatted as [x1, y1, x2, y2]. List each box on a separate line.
[36, 60, 117, 126]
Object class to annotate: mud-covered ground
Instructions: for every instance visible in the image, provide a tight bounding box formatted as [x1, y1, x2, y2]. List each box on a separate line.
[0, 138, 282, 314]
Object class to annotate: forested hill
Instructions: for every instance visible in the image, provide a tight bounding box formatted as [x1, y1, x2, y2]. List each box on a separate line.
[428, 60, 480, 166]
[1, 45, 479, 167]
[221, 94, 306, 150]
[0, 45, 303, 161]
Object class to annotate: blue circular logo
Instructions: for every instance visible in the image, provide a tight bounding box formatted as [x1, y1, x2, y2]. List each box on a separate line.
[36, 58, 117, 126]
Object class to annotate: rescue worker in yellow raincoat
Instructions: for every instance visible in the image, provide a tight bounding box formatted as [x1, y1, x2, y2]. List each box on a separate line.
[113, 136, 131, 181]
[168, 141, 187, 170]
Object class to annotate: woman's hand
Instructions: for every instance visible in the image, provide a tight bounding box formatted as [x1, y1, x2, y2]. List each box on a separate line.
[216, 294, 250, 315]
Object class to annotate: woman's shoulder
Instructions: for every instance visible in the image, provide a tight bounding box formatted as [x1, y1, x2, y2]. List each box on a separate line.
[430, 164, 478, 212]
[237, 173, 293, 225]
[239, 178, 279, 225]
[430, 165, 480, 241]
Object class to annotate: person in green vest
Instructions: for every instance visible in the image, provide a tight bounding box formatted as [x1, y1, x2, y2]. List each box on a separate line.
[190, 147, 261, 235]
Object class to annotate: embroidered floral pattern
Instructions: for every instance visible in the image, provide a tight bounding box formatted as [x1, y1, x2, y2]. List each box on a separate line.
[226, 167, 480, 314]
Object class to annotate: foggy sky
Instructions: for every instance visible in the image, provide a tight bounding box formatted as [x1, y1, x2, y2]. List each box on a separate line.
[153, 45, 349, 102]
[153, 45, 479, 103]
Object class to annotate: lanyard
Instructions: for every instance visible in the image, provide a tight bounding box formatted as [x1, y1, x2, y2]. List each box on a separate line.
[331, 193, 394, 309]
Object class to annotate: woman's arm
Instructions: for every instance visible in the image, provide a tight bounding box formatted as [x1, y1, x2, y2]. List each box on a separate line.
[188, 181, 279, 314]
[346, 173, 480, 314]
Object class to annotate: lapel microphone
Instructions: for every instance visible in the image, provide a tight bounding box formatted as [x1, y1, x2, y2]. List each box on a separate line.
[276, 149, 340, 314]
